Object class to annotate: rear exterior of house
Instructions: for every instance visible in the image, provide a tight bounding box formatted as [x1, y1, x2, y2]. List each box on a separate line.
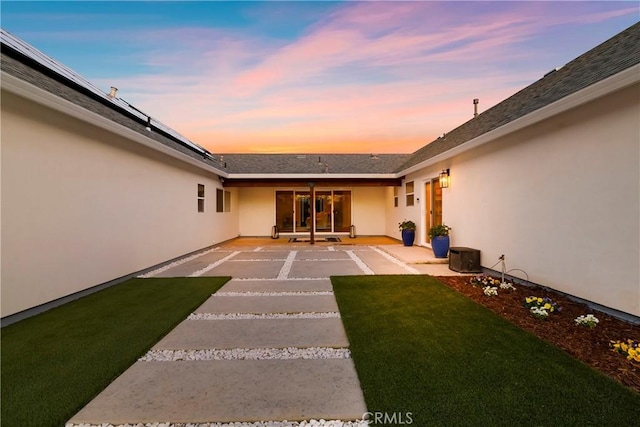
[1, 32, 239, 319]
[386, 24, 640, 317]
[1, 23, 638, 322]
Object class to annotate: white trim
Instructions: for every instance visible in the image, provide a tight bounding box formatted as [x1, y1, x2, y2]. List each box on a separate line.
[229, 173, 398, 179]
[1, 71, 229, 178]
[398, 65, 640, 176]
[4, 62, 636, 182]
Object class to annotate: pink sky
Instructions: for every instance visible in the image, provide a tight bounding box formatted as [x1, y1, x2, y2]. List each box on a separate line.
[70, 2, 638, 154]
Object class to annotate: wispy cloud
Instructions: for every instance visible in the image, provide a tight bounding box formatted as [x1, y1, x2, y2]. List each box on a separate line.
[81, 1, 638, 154]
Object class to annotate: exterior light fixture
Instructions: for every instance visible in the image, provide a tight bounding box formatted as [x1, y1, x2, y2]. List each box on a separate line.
[439, 168, 450, 188]
[145, 116, 152, 131]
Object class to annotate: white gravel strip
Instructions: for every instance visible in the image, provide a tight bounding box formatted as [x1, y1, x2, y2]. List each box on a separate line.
[188, 251, 240, 277]
[370, 246, 420, 274]
[345, 251, 374, 275]
[188, 312, 340, 320]
[66, 419, 369, 427]
[277, 251, 297, 279]
[231, 278, 329, 281]
[139, 347, 351, 361]
[137, 248, 218, 278]
[214, 291, 334, 296]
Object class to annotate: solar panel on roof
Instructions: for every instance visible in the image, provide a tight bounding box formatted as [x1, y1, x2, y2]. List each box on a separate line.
[0, 28, 211, 157]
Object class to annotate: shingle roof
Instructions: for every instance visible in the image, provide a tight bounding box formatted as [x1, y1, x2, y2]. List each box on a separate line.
[220, 153, 410, 174]
[2, 23, 637, 179]
[0, 29, 227, 174]
[397, 22, 640, 173]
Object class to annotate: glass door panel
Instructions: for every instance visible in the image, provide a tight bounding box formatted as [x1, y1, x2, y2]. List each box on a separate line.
[315, 191, 332, 232]
[433, 180, 443, 227]
[333, 191, 351, 232]
[295, 192, 311, 232]
[275, 191, 294, 233]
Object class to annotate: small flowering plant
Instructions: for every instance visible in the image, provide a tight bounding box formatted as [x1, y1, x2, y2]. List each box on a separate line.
[499, 281, 516, 291]
[483, 286, 498, 297]
[574, 314, 599, 328]
[524, 296, 560, 319]
[470, 274, 500, 287]
[530, 306, 549, 319]
[610, 339, 640, 363]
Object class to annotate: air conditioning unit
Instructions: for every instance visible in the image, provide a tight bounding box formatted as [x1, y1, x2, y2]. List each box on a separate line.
[449, 247, 481, 273]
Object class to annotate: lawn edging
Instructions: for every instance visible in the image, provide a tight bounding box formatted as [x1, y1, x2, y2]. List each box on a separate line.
[1, 277, 229, 427]
[332, 275, 640, 426]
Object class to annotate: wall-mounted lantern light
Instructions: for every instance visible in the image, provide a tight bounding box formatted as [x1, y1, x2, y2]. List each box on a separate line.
[439, 168, 450, 188]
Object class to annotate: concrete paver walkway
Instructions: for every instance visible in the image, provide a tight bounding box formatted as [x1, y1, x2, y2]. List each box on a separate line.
[69, 241, 467, 426]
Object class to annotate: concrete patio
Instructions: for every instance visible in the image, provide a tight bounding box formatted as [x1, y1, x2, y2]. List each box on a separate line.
[68, 239, 467, 426]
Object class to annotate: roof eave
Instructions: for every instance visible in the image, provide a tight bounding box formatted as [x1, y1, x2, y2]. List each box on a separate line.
[398, 64, 640, 177]
[1, 71, 229, 178]
[227, 173, 399, 179]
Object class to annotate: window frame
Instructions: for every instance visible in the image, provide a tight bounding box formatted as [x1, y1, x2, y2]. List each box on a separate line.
[405, 181, 415, 207]
[197, 184, 205, 213]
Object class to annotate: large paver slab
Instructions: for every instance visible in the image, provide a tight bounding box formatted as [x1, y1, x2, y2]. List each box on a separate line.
[289, 260, 364, 278]
[201, 260, 284, 279]
[232, 251, 290, 261]
[355, 250, 417, 275]
[197, 295, 339, 314]
[295, 251, 351, 261]
[69, 359, 367, 424]
[221, 279, 333, 292]
[153, 251, 234, 277]
[153, 318, 349, 349]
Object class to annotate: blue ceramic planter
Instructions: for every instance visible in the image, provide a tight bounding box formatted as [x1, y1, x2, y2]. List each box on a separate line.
[431, 235, 450, 258]
[401, 229, 415, 246]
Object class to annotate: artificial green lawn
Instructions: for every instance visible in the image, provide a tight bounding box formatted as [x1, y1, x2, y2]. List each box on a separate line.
[1, 277, 229, 427]
[332, 275, 640, 426]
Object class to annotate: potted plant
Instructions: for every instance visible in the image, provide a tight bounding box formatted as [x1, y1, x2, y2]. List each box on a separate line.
[428, 224, 451, 258]
[398, 220, 416, 246]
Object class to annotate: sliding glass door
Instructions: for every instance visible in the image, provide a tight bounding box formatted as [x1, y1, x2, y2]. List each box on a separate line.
[275, 189, 351, 234]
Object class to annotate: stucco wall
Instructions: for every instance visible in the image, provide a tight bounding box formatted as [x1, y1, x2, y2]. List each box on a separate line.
[1, 91, 239, 317]
[238, 187, 274, 236]
[392, 84, 640, 316]
[238, 186, 387, 236]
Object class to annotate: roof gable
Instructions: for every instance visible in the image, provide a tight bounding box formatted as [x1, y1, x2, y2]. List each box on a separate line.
[398, 22, 640, 173]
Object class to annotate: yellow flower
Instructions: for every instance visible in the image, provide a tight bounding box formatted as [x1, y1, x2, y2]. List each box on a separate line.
[537, 298, 543, 303]
[621, 343, 629, 352]
[629, 348, 637, 356]
[543, 303, 551, 310]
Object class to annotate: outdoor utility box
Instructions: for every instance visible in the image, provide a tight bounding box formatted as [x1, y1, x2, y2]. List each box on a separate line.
[449, 247, 481, 273]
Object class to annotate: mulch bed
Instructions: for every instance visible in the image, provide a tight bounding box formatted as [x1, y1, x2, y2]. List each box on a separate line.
[435, 275, 640, 393]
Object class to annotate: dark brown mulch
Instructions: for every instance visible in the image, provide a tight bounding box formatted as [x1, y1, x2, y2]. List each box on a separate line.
[435, 275, 640, 393]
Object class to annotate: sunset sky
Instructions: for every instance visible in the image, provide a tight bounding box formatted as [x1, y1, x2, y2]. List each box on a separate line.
[2, 1, 637, 154]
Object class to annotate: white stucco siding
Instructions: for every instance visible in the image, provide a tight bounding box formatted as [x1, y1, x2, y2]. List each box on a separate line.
[238, 187, 274, 236]
[398, 84, 639, 315]
[237, 187, 387, 236]
[1, 92, 238, 317]
[351, 187, 387, 235]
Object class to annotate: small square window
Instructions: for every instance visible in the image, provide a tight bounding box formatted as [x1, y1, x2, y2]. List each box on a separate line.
[406, 181, 414, 194]
[393, 187, 399, 208]
[216, 188, 224, 213]
[406, 181, 414, 207]
[197, 184, 205, 212]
